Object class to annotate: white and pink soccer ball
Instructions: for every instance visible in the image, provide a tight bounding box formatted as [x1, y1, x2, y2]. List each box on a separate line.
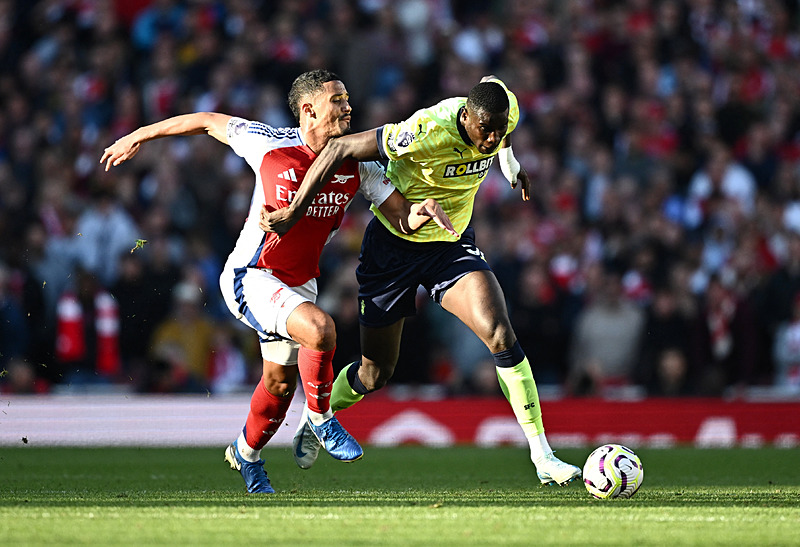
[582, 444, 644, 499]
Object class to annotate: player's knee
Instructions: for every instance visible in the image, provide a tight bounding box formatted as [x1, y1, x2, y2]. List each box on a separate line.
[359, 362, 395, 391]
[484, 322, 515, 354]
[370, 372, 392, 391]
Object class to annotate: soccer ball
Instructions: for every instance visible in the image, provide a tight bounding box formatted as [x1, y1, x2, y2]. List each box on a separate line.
[582, 444, 644, 499]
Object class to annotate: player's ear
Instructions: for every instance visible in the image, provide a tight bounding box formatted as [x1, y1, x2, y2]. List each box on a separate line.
[301, 102, 315, 119]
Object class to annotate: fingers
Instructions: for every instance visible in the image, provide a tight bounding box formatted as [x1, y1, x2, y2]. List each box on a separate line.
[258, 204, 270, 232]
[423, 201, 459, 237]
[100, 147, 124, 171]
[100, 149, 113, 171]
[430, 214, 458, 237]
[435, 210, 458, 236]
[519, 169, 531, 202]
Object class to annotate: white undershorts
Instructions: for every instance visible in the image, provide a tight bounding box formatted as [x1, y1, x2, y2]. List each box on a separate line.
[219, 267, 317, 365]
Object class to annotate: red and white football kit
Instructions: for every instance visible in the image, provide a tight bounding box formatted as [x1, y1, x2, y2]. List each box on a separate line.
[219, 117, 394, 365]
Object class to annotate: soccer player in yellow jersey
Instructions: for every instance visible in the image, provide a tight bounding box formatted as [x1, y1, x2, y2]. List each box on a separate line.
[262, 76, 581, 486]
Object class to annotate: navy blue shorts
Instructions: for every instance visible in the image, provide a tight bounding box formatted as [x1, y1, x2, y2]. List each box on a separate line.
[356, 217, 491, 327]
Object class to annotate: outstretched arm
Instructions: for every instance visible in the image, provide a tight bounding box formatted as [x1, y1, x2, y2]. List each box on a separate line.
[260, 129, 383, 235]
[100, 112, 231, 171]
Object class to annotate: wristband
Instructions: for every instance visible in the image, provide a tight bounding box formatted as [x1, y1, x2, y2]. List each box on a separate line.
[498, 146, 520, 184]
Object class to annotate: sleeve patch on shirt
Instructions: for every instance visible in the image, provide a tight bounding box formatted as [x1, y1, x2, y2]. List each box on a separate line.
[396, 131, 415, 148]
[233, 120, 248, 135]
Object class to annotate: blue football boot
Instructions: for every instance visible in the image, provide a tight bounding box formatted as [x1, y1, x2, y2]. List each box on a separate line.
[224, 439, 275, 494]
[307, 414, 363, 463]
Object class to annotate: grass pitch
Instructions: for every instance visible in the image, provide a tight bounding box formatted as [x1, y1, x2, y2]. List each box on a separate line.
[1, 446, 799, 546]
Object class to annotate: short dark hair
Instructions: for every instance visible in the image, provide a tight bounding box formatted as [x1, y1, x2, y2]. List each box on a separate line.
[288, 69, 342, 121]
[466, 82, 509, 115]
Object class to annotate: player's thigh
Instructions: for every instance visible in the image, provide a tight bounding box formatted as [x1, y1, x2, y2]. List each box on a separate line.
[219, 267, 316, 362]
[440, 269, 515, 350]
[357, 221, 423, 327]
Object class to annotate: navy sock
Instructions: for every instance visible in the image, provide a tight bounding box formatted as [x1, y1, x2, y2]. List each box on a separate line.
[346, 361, 374, 395]
[492, 340, 525, 368]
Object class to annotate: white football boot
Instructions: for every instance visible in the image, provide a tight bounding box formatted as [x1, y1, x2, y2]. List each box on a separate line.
[535, 452, 582, 486]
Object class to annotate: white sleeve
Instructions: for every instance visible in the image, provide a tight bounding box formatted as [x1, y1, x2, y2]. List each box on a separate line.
[225, 117, 280, 171]
[357, 161, 395, 207]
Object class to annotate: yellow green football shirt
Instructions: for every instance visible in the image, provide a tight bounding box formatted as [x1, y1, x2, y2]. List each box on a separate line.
[374, 78, 519, 242]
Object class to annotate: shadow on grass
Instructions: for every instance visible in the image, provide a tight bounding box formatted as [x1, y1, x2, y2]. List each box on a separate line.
[2, 447, 799, 509]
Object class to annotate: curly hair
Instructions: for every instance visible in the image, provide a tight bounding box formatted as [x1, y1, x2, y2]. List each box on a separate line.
[287, 69, 342, 122]
[466, 81, 509, 115]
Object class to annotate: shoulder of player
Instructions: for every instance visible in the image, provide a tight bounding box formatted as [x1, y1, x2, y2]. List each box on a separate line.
[229, 117, 300, 141]
[409, 98, 464, 140]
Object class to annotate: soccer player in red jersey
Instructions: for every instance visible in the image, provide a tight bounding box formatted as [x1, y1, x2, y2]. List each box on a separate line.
[101, 70, 456, 493]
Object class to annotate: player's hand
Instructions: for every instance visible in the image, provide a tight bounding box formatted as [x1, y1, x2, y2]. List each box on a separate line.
[514, 166, 531, 202]
[100, 134, 141, 171]
[411, 199, 459, 238]
[259, 204, 299, 236]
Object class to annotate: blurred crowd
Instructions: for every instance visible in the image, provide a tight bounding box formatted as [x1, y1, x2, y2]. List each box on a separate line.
[3, 0, 800, 398]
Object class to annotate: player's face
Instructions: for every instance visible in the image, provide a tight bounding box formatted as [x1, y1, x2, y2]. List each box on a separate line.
[313, 80, 352, 137]
[461, 107, 508, 154]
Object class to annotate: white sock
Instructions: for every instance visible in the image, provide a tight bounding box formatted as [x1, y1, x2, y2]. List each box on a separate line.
[307, 408, 334, 426]
[236, 432, 261, 462]
[529, 432, 553, 466]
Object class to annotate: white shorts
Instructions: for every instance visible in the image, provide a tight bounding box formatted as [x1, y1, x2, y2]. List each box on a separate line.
[219, 267, 317, 365]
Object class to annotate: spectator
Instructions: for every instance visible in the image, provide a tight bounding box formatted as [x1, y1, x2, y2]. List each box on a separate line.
[568, 266, 645, 396]
[772, 294, 800, 394]
[510, 259, 569, 386]
[689, 274, 759, 395]
[72, 184, 141, 289]
[4, 0, 800, 397]
[110, 251, 170, 387]
[635, 286, 692, 396]
[0, 357, 48, 395]
[0, 262, 28, 369]
[148, 280, 215, 393]
[685, 141, 757, 230]
[207, 324, 249, 395]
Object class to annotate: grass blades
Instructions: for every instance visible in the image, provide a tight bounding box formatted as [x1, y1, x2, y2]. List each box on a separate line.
[2, 447, 799, 545]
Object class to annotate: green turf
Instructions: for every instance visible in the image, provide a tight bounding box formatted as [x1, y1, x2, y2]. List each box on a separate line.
[1, 446, 799, 545]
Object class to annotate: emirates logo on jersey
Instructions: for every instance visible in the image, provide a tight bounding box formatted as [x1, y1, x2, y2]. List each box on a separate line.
[275, 184, 351, 219]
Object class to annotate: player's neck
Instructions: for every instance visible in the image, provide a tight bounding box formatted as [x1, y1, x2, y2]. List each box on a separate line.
[300, 127, 330, 155]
